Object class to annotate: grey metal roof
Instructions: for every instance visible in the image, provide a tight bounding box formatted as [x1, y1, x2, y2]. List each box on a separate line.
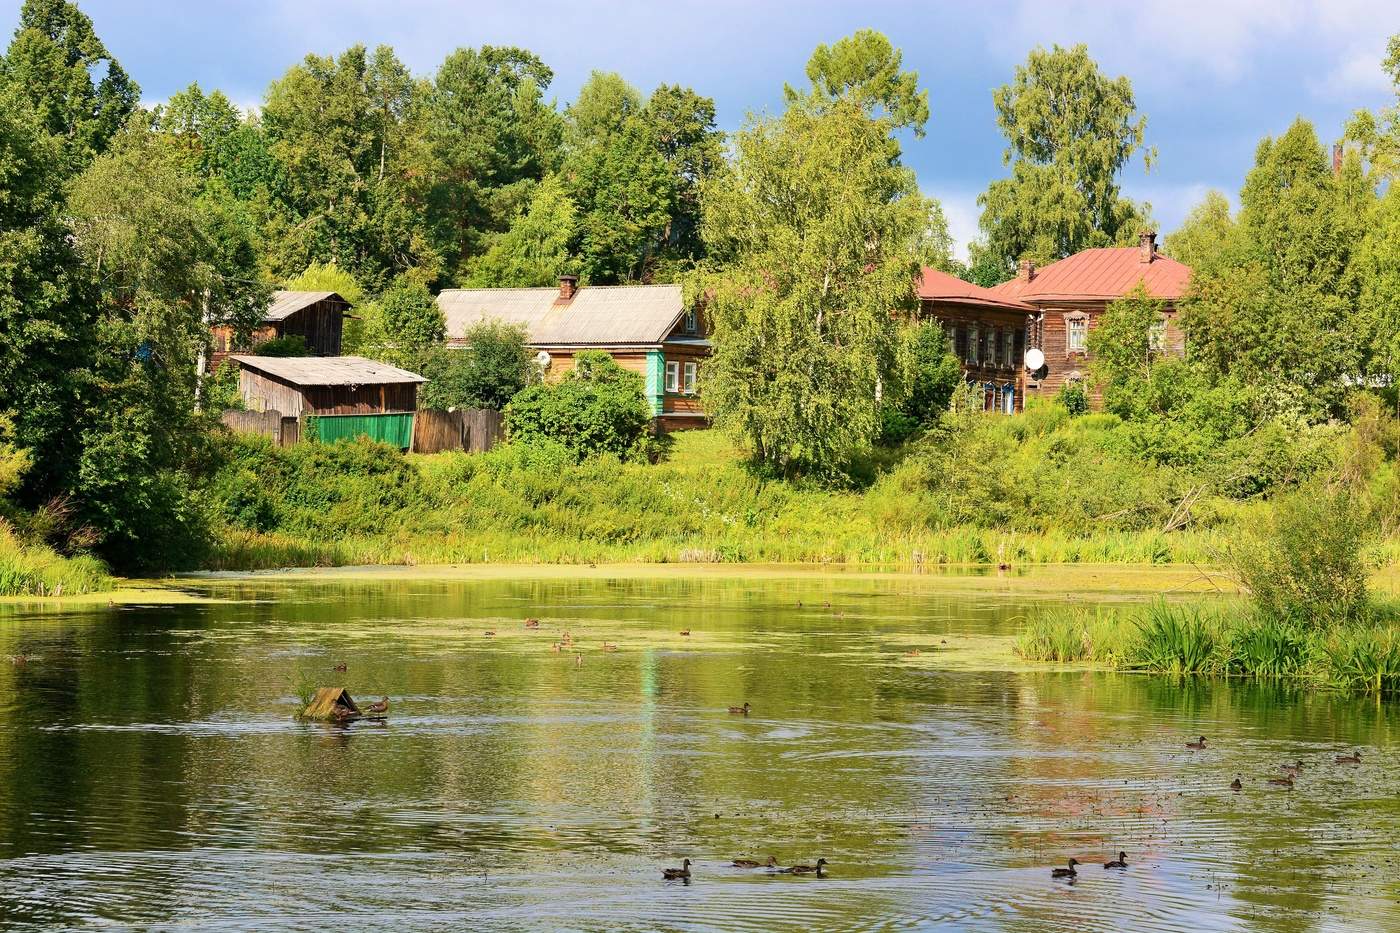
[437, 284, 684, 346]
[230, 354, 425, 386]
[265, 291, 343, 322]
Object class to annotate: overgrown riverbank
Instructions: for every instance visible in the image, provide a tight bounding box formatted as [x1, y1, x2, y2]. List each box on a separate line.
[0, 523, 110, 597]
[203, 426, 1251, 570]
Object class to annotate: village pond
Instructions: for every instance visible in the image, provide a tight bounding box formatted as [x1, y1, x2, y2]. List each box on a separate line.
[0, 567, 1397, 930]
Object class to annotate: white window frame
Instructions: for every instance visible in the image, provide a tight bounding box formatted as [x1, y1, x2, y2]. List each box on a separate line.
[683, 361, 697, 395]
[665, 360, 679, 393]
[683, 310, 698, 334]
[1067, 316, 1088, 352]
[1149, 317, 1167, 352]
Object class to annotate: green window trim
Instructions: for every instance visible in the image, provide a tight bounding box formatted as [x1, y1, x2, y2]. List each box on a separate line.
[644, 350, 664, 416]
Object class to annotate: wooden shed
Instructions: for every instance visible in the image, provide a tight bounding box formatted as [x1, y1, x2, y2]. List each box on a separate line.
[230, 355, 426, 449]
[210, 290, 350, 365]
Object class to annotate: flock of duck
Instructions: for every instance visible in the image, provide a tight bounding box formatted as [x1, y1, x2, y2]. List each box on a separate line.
[1042, 736, 1367, 880]
[665, 730, 1370, 885]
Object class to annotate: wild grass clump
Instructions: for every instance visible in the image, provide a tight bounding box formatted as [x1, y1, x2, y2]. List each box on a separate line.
[1015, 606, 1128, 663]
[0, 522, 110, 597]
[1128, 602, 1219, 675]
[1320, 626, 1400, 694]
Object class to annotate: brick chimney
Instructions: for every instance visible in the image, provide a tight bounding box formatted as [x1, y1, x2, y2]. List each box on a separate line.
[1333, 142, 1343, 177]
[1017, 259, 1035, 282]
[557, 274, 579, 302]
[1138, 230, 1157, 264]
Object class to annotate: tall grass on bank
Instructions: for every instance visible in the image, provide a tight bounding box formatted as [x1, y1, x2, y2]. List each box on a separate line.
[0, 522, 110, 597]
[1018, 600, 1400, 695]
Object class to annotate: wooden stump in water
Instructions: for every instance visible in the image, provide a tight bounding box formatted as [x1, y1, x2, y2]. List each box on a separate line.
[301, 687, 360, 721]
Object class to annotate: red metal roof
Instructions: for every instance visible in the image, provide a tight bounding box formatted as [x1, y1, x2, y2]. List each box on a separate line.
[918, 267, 1036, 311]
[987, 248, 1191, 302]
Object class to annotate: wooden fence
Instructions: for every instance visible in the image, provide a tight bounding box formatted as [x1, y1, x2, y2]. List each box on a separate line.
[220, 407, 501, 454]
[412, 408, 503, 454]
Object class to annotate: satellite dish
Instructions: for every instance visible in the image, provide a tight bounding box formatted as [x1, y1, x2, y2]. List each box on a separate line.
[534, 350, 552, 369]
[1024, 347, 1045, 371]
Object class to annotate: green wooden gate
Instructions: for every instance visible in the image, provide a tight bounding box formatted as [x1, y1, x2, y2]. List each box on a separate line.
[304, 412, 415, 450]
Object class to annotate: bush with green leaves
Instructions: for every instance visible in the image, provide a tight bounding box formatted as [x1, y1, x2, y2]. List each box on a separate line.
[417, 321, 535, 411]
[250, 334, 308, 357]
[1057, 383, 1089, 416]
[900, 320, 962, 424]
[504, 351, 651, 460]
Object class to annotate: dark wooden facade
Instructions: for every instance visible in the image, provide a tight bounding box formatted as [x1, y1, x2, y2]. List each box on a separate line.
[211, 292, 349, 368]
[916, 267, 1035, 414]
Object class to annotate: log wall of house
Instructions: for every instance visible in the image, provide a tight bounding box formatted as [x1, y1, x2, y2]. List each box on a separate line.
[919, 299, 1029, 412]
[1025, 301, 1183, 404]
[276, 299, 346, 356]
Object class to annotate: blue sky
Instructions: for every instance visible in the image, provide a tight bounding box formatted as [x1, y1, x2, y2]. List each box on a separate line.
[8, 1, 1397, 259]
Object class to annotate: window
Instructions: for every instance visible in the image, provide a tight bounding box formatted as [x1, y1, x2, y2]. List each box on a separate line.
[968, 325, 980, 365]
[1067, 317, 1088, 352]
[665, 360, 679, 393]
[1149, 317, 1167, 352]
[1014, 328, 1026, 366]
[955, 325, 968, 360]
[683, 310, 698, 334]
[990, 330, 1001, 367]
[683, 361, 697, 394]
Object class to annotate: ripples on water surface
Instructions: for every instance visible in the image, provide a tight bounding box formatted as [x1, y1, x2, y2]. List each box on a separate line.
[0, 570, 1397, 930]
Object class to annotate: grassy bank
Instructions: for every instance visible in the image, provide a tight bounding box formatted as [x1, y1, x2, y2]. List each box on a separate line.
[0, 523, 110, 597]
[1017, 602, 1400, 695]
[204, 428, 1245, 570]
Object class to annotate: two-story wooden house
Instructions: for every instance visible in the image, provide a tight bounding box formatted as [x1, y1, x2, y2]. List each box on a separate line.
[986, 233, 1191, 405]
[917, 266, 1036, 413]
[437, 276, 709, 431]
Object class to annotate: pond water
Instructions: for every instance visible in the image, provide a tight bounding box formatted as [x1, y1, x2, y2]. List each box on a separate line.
[0, 568, 1397, 931]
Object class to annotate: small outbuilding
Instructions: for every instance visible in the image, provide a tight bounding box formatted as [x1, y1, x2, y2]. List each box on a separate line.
[211, 290, 350, 364]
[229, 354, 426, 449]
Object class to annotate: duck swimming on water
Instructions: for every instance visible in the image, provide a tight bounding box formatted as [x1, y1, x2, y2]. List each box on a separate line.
[732, 856, 777, 869]
[1186, 736, 1207, 750]
[1267, 774, 1294, 788]
[365, 696, 389, 715]
[779, 858, 827, 876]
[1279, 760, 1303, 775]
[728, 702, 751, 715]
[1336, 751, 1362, 765]
[662, 859, 691, 880]
[1104, 851, 1128, 869]
[1230, 776, 1243, 791]
[1052, 858, 1079, 878]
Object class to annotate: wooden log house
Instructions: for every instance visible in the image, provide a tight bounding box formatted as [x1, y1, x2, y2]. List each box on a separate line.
[437, 276, 709, 432]
[211, 291, 350, 367]
[917, 267, 1036, 413]
[986, 233, 1192, 405]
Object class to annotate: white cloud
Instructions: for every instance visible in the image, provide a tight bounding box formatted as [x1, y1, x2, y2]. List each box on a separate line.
[929, 188, 981, 264]
[1311, 44, 1395, 98]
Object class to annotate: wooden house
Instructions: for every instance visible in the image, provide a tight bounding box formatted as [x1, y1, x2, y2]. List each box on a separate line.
[229, 355, 425, 449]
[438, 276, 708, 431]
[918, 267, 1036, 413]
[986, 233, 1192, 405]
[211, 291, 349, 366]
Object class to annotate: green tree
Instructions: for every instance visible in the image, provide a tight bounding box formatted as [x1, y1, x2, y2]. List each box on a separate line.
[977, 44, 1154, 268]
[261, 44, 437, 288]
[644, 84, 724, 270]
[697, 32, 933, 474]
[786, 28, 929, 134]
[1345, 33, 1400, 180]
[901, 321, 962, 421]
[563, 72, 673, 283]
[417, 320, 534, 410]
[67, 122, 267, 568]
[1355, 182, 1400, 394]
[427, 45, 562, 279]
[1163, 190, 1234, 271]
[1183, 119, 1365, 418]
[1087, 282, 1161, 417]
[464, 174, 577, 287]
[358, 277, 445, 366]
[0, 0, 138, 172]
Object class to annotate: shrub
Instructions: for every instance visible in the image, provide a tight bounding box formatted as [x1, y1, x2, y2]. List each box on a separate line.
[1229, 484, 1370, 626]
[417, 320, 535, 411]
[505, 351, 651, 461]
[901, 321, 961, 423]
[1057, 383, 1089, 416]
[250, 334, 308, 357]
